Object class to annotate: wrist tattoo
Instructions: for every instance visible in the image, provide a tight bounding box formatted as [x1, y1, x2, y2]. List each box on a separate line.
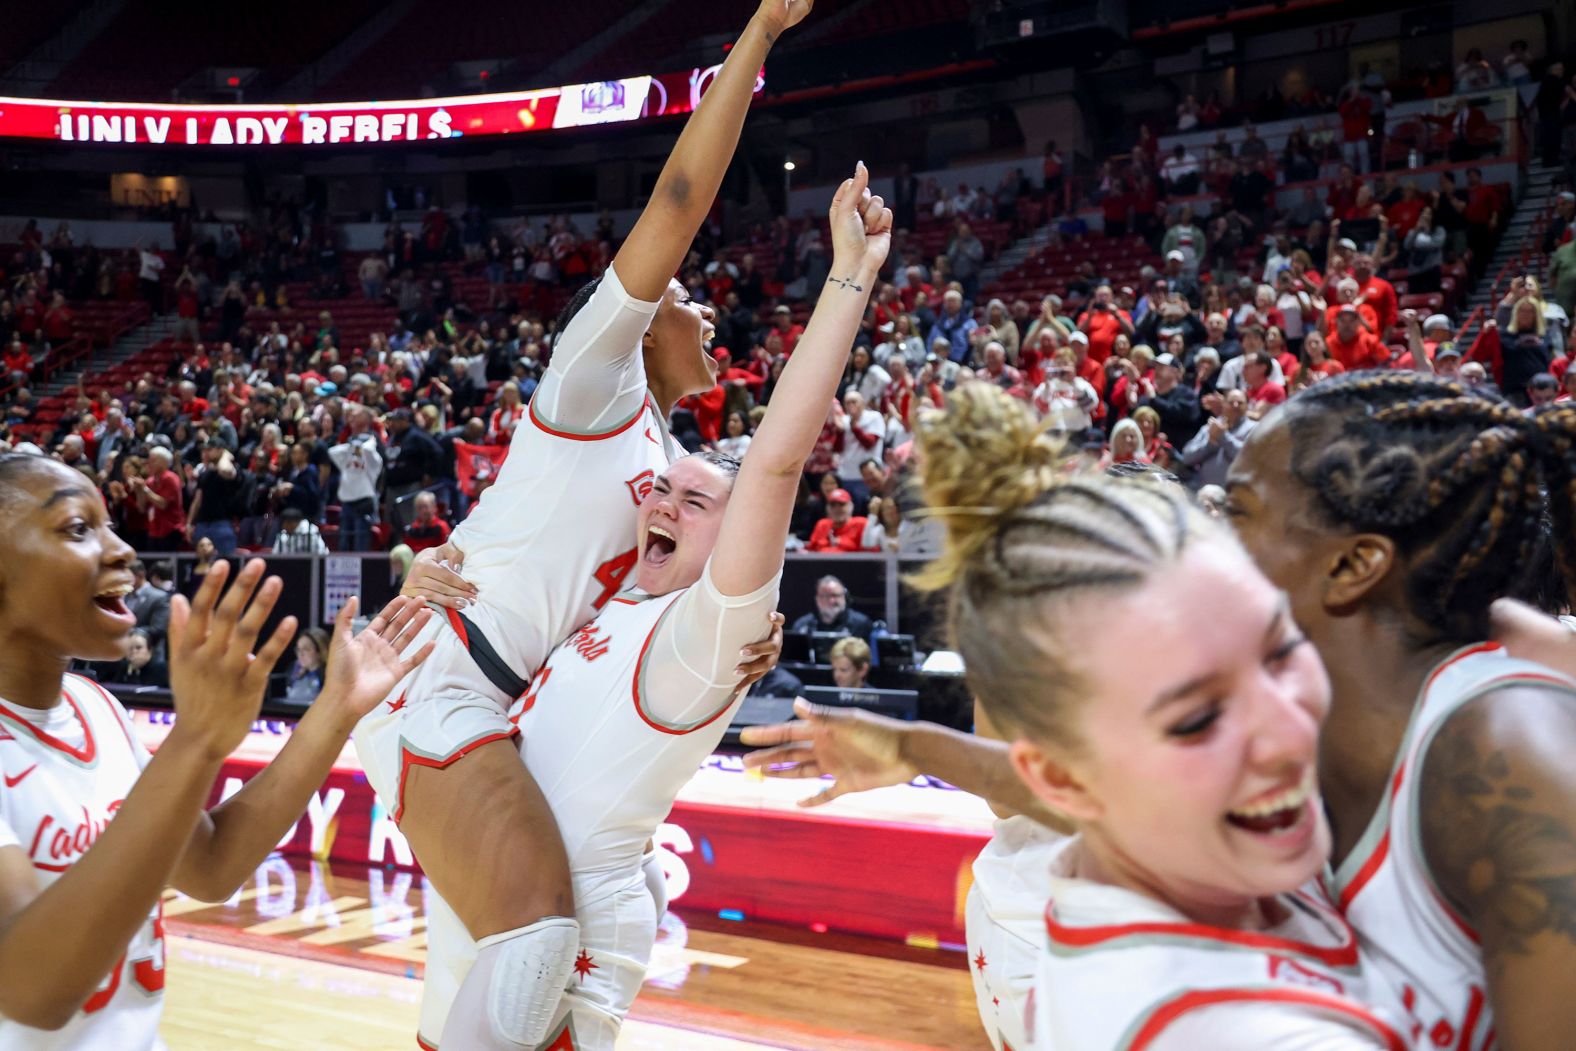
[829, 275, 864, 292]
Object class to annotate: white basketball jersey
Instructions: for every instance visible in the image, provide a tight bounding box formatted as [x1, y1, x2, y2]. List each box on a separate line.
[1034, 837, 1408, 1051]
[1332, 643, 1575, 1051]
[0, 675, 166, 1051]
[443, 267, 683, 696]
[508, 589, 744, 892]
[966, 815, 1065, 1050]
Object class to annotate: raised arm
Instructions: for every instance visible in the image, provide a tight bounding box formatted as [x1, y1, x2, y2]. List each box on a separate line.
[709, 164, 890, 598]
[614, 0, 812, 302]
[1402, 311, 1435, 376]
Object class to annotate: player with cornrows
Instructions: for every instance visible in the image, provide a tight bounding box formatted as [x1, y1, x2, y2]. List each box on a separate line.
[1225, 372, 1576, 1050]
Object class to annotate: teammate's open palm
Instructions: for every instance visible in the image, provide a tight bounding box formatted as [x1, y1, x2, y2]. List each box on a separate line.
[318, 596, 436, 720]
[739, 698, 918, 806]
[167, 559, 297, 761]
[755, 0, 814, 38]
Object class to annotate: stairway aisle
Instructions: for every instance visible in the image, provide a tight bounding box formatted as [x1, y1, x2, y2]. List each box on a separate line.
[1454, 161, 1563, 348]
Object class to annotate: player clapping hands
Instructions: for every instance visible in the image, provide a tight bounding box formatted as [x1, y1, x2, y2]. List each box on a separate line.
[0, 450, 431, 1044]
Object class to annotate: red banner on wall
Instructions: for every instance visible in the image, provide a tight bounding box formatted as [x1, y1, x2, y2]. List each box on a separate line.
[0, 65, 763, 147]
[453, 440, 509, 498]
[205, 759, 986, 946]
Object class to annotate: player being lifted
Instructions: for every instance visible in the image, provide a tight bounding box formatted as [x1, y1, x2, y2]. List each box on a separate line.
[351, 2, 811, 1047]
[406, 161, 890, 1050]
[0, 452, 433, 1050]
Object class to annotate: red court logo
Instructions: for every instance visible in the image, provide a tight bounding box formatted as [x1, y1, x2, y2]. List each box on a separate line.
[625, 469, 654, 505]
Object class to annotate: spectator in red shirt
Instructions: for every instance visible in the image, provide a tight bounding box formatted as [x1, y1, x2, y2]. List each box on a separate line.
[680, 382, 727, 445]
[769, 305, 805, 356]
[1384, 182, 1426, 237]
[1101, 180, 1133, 237]
[1323, 278, 1380, 336]
[1242, 352, 1288, 414]
[805, 488, 867, 553]
[1351, 253, 1398, 334]
[1326, 164, 1360, 217]
[486, 382, 526, 445]
[714, 348, 765, 398]
[1464, 167, 1501, 268]
[134, 445, 185, 552]
[2, 339, 32, 386]
[41, 292, 74, 347]
[403, 491, 452, 554]
[1338, 92, 1373, 174]
[898, 266, 935, 313]
[1326, 305, 1390, 370]
[1076, 284, 1135, 364]
[1069, 330, 1106, 398]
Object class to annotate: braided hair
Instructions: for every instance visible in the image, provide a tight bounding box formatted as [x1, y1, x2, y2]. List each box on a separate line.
[912, 383, 1221, 747]
[1279, 371, 1576, 640]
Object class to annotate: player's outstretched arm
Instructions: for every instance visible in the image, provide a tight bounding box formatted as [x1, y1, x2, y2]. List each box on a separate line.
[741, 699, 1070, 829]
[709, 162, 888, 598]
[0, 560, 291, 1029]
[613, 0, 812, 303]
[169, 594, 434, 901]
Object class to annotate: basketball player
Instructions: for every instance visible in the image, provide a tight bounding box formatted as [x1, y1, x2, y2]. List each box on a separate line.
[0, 452, 433, 1049]
[413, 163, 889, 1050]
[1225, 374, 1576, 1050]
[914, 384, 1418, 1046]
[768, 379, 1576, 1045]
[352, 3, 812, 1046]
[742, 387, 1418, 1047]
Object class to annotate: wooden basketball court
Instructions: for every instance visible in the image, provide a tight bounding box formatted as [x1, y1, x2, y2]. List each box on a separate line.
[158, 856, 984, 1050]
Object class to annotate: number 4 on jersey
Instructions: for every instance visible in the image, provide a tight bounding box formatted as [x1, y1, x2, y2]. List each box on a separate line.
[592, 548, 638, 610]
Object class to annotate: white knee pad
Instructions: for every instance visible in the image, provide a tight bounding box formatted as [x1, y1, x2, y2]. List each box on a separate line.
[642, 849, 669, 920]
[481, 916, 580, 1047]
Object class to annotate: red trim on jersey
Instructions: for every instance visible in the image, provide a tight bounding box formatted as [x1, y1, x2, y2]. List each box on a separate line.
[1337, 764, 1406, 911]
[1341, 659, 1571, 931]
[76, 675, 139, 756]
[629, 608, 738, 738]
[392, 730, 519, 825]
[1338, 643, 1507, 911]
[1456, 985, 1486, 1051]
[444, 607, 470, 648]
[1044, 895, 1359, 969]
[610, 596, 641, 605]
[0, 690, 96, 763]
[1126, 987, 1408, 1051]
[528, 395, 649, 442]
[416, 1036, 439, 1051]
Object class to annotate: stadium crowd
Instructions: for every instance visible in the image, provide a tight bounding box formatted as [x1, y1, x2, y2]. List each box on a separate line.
[0, 45, 1571, 565]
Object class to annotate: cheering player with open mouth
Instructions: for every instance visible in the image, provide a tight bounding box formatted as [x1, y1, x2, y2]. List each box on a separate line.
[403, 162, 889, 1049]
[0, 452, 433, 1049]
[353, 2, 810, 1047]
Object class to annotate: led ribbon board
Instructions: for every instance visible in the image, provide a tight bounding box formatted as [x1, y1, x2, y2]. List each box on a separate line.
[0, 64, 762, 146]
